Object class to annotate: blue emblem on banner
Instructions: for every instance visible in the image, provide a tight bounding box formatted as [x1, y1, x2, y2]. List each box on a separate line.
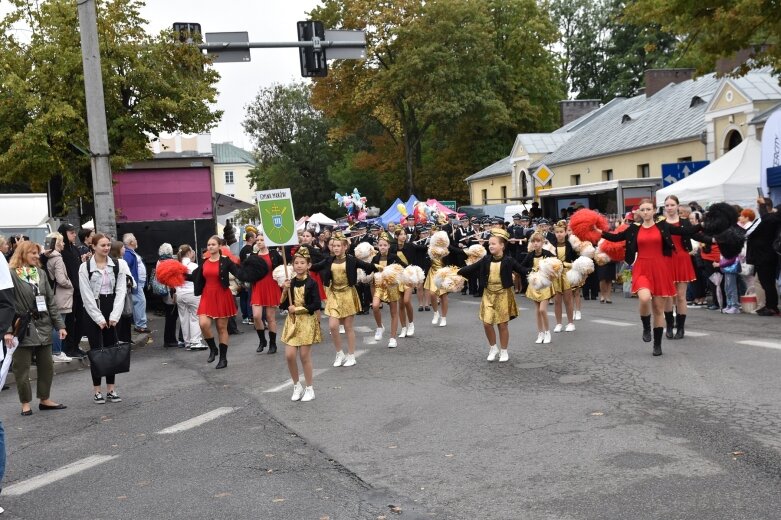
[273, 215, 283, 228]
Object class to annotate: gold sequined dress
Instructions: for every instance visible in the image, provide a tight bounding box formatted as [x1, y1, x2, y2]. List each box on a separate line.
[423, 258, 447, 296]
[552, 244, 575, 292]
[525, 254, 556, 302]
[324, 260, 362, 318]
[281, 277, 322, 346]
[479, 259, 518, 324]
[373, 258, 401, 303]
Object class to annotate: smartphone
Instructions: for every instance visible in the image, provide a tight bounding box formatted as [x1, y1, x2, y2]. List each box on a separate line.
[47, 237, 57, 250]
[758, 187, 765, 197]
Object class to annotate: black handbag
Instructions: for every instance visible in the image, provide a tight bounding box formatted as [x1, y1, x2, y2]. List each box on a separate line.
[87, 327, 131, 377]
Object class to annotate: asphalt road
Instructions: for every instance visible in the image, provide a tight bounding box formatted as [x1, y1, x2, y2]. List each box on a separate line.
[1, 292, 781, 519]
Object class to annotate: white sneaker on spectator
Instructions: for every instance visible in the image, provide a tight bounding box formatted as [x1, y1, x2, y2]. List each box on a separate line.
[52, 352, 72, 363]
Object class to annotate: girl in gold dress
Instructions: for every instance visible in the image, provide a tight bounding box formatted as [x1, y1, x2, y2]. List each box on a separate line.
[457, 229, 524, 362]
[370, 234, 402, 348]
[281, 249, 322, 402]
[520, 233, 557, 345]
[551, 221, 577, 334]
[311, 232, 377, 368]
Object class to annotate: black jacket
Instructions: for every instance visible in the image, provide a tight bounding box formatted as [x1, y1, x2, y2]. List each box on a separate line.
[192, 255, 268, 296]
[458, 254, 524, 289]
[280, 276, 321, 315]
[551, 240, 578, 265]
[665, 218, 696, 252]
[520, 249, 555, 274]
[746, 211, 780, 265]
[311, 255, 377, 288]
[601, 221, 699, 265]
[58, 225, 83, 291]
[393, 243, 418, 267]
[370, 252, 401, 266]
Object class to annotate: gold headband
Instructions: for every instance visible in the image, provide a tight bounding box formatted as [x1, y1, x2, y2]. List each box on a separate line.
[379, 232, 391, 242]
[490, 228, 510, 240]
[294, 247, 311, 259]
[331, 231, 348, 243]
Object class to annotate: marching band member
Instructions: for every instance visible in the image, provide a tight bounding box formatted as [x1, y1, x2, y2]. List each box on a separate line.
[394, 228, 420, 338]
[661, 195, 696, 339]
[251, 233, 283, 354]
[370, 233, 402, 347]
[521, 232, 556, 344]
[551, 220, 577, 333]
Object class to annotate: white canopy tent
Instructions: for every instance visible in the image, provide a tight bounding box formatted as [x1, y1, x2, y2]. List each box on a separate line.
[307, 212, 336, 226]
[656, 138, 762, 209]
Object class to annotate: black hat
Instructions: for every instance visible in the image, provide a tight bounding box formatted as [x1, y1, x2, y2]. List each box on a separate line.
[519, 215, 530, 221]
[355, 222, 368, 229]
[512, 213, 522, 219]
[492, 217, 505, 224]
[405, 215, 414, 220]
[537, 218, 550, 225]
[60, 223, 76, 232]
[370, 223, 382, 230]
[459, 215, 469, 221]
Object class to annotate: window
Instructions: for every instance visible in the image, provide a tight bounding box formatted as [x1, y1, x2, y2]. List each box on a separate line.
[602, 169, 613, 181]
[571, 174, 580, 186]
[500, 186, 507, 203]
[224, 171, 234, 184]
[637, 164, 650, 178]
[225, 193, 235, 198]
[677, 157, 691, 163]
[481, 189, 488, 204]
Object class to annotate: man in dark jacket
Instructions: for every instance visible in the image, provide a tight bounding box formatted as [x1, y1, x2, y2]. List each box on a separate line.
[749, 198, 781, 315]
[58, 223, 85, 357]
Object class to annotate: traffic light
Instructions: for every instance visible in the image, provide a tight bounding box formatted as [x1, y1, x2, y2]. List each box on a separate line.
[173, 22, 202, 43]
[297, 20, 327, 77]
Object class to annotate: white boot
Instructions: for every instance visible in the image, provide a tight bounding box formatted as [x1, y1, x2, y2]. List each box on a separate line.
[388, 338, 397, 348]
[486, 344, 499, 362]
[407, 322, 415, 336]
[543, 331, 552, 344]
[431, 311, 440, 325]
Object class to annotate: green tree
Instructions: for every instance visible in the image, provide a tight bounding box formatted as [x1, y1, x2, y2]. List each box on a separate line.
[626, 0, 781, 76]
[242, 83, 337, 217]
[0, 0, 221, 208]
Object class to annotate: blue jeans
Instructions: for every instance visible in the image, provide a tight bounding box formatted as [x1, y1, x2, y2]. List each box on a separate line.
[51, 313, 66, 354]
[724, 273, 738, 308]
[132, 288, 148, 329]
[239, 289, 251, 320]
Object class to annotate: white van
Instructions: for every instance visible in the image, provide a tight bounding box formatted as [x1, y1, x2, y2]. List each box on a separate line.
[0, 193, 52, 244]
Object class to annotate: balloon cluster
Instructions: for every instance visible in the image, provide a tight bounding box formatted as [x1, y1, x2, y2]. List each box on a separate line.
[412, 201, 445, 225]
[335, 188, 368, 223]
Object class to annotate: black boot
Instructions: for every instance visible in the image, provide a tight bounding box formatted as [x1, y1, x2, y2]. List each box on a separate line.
[267, 331, 277, 354]
[205, 337, 217, 363]
[664, 311, 675, 339]
[641, 315, 652, 342]
[256, 329, 266, 353]
[215, 343, 228, 369]
[674, 314, 686, 339]
[652, 327, 663, 356]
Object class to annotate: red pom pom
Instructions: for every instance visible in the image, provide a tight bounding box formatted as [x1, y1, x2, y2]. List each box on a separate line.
[155, 259, 188, 288]
[569, 209, 609, 244]
[598, 223, 628, 261]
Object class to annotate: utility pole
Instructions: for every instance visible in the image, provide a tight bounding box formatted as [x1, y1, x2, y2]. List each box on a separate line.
[77, 0, 117, 238]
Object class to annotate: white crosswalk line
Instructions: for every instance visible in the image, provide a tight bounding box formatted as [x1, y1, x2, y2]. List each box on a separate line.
[2, 455, 118, 496]
[354, 326, 373, 333]
[157, 407, 237, 434]
[263, 350, 369, 392]
[592, 319, 633, 327]
[683, 331, 709, 337]
[737, 340, 781, 351]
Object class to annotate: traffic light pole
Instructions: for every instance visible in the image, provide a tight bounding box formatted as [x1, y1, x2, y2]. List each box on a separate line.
[76, 0, 117, 238]
[197, 40, 364, 50]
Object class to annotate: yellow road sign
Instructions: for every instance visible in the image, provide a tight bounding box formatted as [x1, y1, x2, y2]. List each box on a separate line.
[533, 164, 555, 186]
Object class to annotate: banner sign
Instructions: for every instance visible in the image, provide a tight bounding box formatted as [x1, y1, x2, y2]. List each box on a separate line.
[256, 189, 299, 247]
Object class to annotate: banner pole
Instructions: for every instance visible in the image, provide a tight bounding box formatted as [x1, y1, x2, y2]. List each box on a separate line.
[282, 246, 295, 322]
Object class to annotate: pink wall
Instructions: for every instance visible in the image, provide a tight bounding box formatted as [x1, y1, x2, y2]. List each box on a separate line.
[113, 168, 213, 222]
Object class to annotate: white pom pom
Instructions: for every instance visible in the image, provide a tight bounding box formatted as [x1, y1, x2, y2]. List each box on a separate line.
[568, 234, 582, 252]
[357, 268, 373, 284]
[572, 256, 595, 275]
[690, 240, 700, 253]
[429, 231, 450, 249]
[428, 246, 449, 260]
[594, 251, 611, 266]
[566, 269, 584, 287]
[465, 244, 487, 265]
[402, 265, 425, 286]
[538, 257, 564, 279]
[354, 242, 376, 262]
[272, 265, 294, 287]
[527, 271, 551, 290]
[377, 263, 404, 289]
[579, 242, 596, 259]
[433, 266, 465, 293]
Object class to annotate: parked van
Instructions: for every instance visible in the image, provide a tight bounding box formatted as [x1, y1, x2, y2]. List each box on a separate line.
[0, 193, 52, 244]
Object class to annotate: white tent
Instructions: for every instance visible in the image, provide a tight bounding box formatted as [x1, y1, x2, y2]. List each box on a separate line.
[656, 138, 762, 209]
[308, 212, 336, 226]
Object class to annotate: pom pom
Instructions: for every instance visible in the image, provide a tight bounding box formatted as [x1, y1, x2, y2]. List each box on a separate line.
[566, 269, 585, 287]
[597, 223, 628, 262]
[538, 257, 564, 279]
[715, 225, 746, 259]
[155, 260, 188, 288]
[428, 246, 450, 261]
[357, 268, 373, 284]
[572, 256, 595, 275]
[542, 241, 556, 254]
[402, 265, 425, 286]
[429, 231, 450, 249]
[578, 241, 596, 259]
[569, 209, 609, 244]
[272, 264, 294, 287]
[354, 242, 376, 262]
[527, 271, 552, 291]
[702, 202, 738, 236]
[594, 251, 611, 266]
[464, 244, 487, 265]
[376, 263, 404, 290]
[568, 234, 582, 252]
[433, 266, 466, 293]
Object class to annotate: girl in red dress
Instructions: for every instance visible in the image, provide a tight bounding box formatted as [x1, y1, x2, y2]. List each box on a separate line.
[661, 195, 697, 339]
[195, 236, 266, 368]
[597, 200, 697, 356]
[251, 234, 283, 354]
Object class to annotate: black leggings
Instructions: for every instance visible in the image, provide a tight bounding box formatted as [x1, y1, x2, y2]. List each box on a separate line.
[83, 295, 117, 387]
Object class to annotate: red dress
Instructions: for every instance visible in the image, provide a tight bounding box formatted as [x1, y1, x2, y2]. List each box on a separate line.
[197, 259, 237, 318]
[631, 225, 676, 297]
[251, 253, 281, 306]
[668, 221, 696, 283]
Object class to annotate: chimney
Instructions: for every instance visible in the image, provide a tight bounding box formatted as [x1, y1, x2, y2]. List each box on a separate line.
[645, 68, 695, 97]
[716, 46, 770, 76]
[559, 99, 601, 126]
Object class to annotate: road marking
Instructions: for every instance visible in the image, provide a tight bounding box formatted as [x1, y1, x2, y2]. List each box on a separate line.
[592, 319, 633, 327]
[157, 407, 237, 434]
[683, 331, 709, 337]
[263, 350, 368, 393]
[354, 326, 373, 333]
[737, 340, 781, 351]
[2, 455, 118, 496]
[460, 301, 480, 305]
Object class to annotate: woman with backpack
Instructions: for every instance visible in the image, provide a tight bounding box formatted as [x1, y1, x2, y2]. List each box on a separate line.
[79, 233, 128, 404]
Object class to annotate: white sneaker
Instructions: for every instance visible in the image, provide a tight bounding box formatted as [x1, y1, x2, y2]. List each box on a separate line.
[431, 311, 440, 325]
[407, 322, 415, 337]
[388, 338, 397, 348]
[574, 310, 582, 321]
[553, 323, 563, 333]
[301, 386, 315, 402]
[487, 344, 499, 362]
[333, 351, 346, 367]
[399, 326, 407, 338]
[535, 332, 544, 344]
[343, 354, 356, 367]
[374, 327, 384, 340]
[543, 331, 552, 344]
[291, 382, 303, 401]
[339, 325, 345, 334]
[565, 322, 575, 332]
[439, 317, 447, 327]
[52, 352, 72, 363]
[499, 349, 509, 362]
